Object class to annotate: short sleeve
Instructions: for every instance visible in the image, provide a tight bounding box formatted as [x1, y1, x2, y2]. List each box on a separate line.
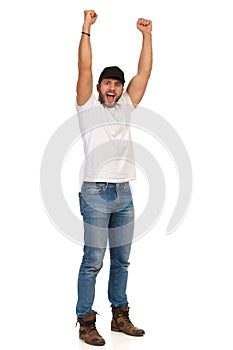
[120, 92, 136, 107]
[75, 94, 99, 112]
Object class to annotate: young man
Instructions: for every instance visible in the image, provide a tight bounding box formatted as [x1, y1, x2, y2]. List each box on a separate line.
[76, 10, 152, 346]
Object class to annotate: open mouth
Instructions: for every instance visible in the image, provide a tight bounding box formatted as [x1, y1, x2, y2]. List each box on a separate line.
[106, 93, 116, 102]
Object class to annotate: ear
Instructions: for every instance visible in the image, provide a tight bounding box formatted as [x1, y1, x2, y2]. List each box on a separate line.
[96, 84, 100, 92]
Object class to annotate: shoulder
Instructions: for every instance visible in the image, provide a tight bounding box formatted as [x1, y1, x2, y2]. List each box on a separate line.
[118, 92, 137, 111]
[76, 94, 99, 112]
[119, 92, 135, 105]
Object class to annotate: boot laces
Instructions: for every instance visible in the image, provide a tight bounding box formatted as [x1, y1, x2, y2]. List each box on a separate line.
[121, 310, 133, 325]
[85, 320, 102, 336]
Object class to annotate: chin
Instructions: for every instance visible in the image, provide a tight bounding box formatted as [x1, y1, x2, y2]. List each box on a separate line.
[102, 100, 117, 108]
[104, 102, 116, 108]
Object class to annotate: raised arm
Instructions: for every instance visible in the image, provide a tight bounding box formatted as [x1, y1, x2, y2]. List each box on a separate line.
[127, 18, 153, 106]
[76, 10, 97, 106]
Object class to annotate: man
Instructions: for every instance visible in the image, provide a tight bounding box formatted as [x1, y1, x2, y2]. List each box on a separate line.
[76, 10, 152, 346]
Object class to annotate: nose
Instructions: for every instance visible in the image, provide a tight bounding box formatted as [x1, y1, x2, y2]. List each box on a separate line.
[109, 84, 115, 91]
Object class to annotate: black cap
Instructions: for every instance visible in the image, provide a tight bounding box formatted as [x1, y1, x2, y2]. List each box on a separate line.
[98, 66, 125, 85]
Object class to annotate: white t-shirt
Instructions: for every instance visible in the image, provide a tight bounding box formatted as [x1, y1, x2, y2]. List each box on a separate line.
[76, 92, 136, 183]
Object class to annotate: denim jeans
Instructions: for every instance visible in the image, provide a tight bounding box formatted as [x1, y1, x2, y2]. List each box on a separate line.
[76, 182, 134, 318]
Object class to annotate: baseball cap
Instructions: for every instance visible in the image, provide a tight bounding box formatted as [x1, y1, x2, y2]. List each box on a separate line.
[98, 66, 125, 85]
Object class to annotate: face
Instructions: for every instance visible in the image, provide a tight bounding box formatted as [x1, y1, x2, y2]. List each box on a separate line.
[97, 79, 124, 108]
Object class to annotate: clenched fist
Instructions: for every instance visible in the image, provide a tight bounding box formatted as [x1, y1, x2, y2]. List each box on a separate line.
[137, 18, 152, 34]
[84, 10, 98, 26]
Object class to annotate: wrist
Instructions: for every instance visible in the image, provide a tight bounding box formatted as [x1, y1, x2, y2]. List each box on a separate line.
[82, 24, 91, 34]
[142, 32, 152, 41]
[82, 31, 90, 37]
[142, 32, 152, 37]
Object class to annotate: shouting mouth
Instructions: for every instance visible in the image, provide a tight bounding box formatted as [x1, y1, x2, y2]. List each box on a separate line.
[106, 93, 116, 103]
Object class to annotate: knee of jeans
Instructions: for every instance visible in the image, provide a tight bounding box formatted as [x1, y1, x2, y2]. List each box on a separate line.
[82, 247, 105, 272]
[90, 261, 103, 273]
[80, 258, 104, 274]
[110, 260, 130, 271]
[110, 249, 131, 268]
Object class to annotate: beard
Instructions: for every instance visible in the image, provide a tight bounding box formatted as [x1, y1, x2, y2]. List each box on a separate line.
[98, 91, 122, 108]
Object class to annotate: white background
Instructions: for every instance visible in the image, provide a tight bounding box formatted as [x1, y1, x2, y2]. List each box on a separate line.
[1, 0, 233, 349]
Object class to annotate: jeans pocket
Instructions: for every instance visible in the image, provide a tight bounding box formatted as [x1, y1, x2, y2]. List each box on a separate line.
[123, 182, 131, 193]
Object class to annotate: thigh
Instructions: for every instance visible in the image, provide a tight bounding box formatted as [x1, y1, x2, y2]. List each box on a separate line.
[80, 182, 111, 248]
[108, 186, 134, 248]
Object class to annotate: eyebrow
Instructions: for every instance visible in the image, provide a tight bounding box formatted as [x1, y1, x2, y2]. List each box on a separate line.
[102, 79, 122, 84]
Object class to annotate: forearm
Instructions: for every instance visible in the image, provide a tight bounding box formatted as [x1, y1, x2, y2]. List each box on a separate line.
[137, 33, 153, 78]
[78, 24, 92, 71]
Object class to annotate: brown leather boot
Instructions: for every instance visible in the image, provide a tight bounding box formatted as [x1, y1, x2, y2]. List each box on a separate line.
[77, 311, 105, 346]
[111, 305, 145, 336]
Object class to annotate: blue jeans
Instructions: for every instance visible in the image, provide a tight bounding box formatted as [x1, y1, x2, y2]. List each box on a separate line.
[76, 182, 134, 318]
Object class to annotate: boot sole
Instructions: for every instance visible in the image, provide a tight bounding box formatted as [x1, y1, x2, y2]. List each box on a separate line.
[79, 334, 105, 346]
[111, 326, 145, 337]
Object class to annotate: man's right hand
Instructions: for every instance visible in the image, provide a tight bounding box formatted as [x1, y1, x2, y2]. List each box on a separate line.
[84, 10, 98, 26]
